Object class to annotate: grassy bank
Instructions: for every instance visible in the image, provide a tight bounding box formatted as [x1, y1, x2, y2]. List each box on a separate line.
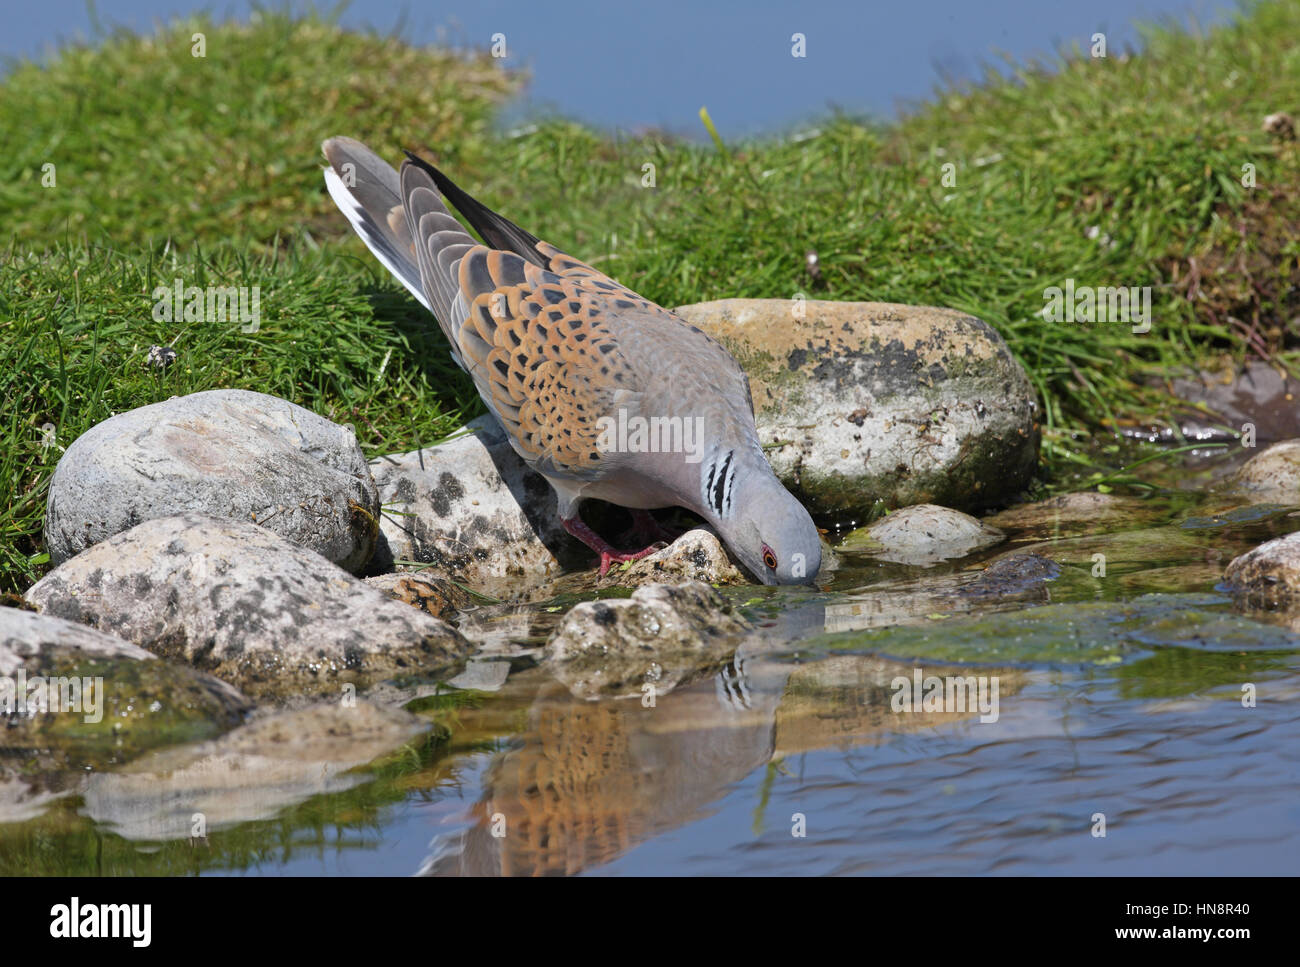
[2, 3, 1297, 591]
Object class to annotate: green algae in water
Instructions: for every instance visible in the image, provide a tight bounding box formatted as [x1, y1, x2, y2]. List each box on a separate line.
[802, 592, 1300, 667]
[2, 656, 249, 769]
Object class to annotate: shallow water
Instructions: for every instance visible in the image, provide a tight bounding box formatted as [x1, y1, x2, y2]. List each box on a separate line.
[5, 454, 1300, 875]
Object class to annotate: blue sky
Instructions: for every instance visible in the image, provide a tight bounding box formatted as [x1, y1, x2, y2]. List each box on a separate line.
[3, 0, 1236, 136]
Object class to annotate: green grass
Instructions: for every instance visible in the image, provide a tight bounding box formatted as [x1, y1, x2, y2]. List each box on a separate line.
[2, 2, 1298, 592]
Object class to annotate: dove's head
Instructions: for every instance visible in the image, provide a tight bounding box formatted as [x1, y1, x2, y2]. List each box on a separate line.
[711, 465, 822, 586]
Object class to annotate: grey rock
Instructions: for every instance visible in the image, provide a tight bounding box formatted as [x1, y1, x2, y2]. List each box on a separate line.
[674, 299, 1040, 518]
[1224, 532, 1300, 611]
[25, 514, 471, 699]
[597, 528, 748, 587]
[544, 582, 751, 700]
[1229, 440, 1300, 504]
[838, 503, 1004, 565]
[45, 389, 379, 573]
[81, 699, 426, 840]
[1, 605, 155, 675]
[368, 416, 568, 595]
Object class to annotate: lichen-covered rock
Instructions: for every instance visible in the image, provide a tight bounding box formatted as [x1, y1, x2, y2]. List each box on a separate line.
[1224, 532, 1300, 611]
[544, 582, 751, 700]
[1, 606, 251, 764]
[80, 699, 426, 840]
[838, 504, 1004, 565]
[368, 416, 570, 594]
[25, 514, 471, 699]
[1229, 440, 1300, 504]
[45, 389, 379, 573]
[674, 299, 1039, 518]
[364, 572, 475, 619]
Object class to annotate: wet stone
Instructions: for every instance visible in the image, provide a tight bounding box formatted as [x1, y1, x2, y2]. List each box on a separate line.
[544, 582, 751, 700]
[1, 606, 251, 767]
[838, 503, 1004, 566]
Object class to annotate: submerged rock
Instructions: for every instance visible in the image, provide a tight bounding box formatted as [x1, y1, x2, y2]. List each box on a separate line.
[368, 416, 569, 594]
[959, 552, 1062, 597]
[982, 491, 1151, 538]
[838, 503, 1004, 565]
[0, 606, 251, 765]
[1229, 440, 1300, 504]
[45, 389, 380, 573]
[674, 299, 1039, 519]
[25, 514, 471, 699]
[81, 699, 426, 840]
[544, 582, 751, 700]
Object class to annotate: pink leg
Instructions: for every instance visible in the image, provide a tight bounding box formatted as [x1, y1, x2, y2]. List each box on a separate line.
[562, 514, 665, 577]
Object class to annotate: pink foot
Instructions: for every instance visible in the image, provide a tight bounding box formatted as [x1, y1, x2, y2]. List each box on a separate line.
[562, 514, 666, 577]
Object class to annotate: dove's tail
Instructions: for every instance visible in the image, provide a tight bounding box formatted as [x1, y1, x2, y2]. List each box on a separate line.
[322, 137, 432, 312]
[322, 136, 480, 350]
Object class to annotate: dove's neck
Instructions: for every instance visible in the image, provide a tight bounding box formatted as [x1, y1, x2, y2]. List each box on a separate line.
[693, 443, 771, 527]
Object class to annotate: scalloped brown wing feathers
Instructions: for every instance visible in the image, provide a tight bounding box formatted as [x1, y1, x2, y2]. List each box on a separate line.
[400, 162, 750, 487]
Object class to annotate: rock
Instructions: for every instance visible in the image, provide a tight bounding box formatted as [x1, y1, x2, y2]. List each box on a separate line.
[838, 504, 1004, 565]
[959, 552, 1062, 597]
[364, 572, 475, 619]
[597, 528, 748, 587]
[368, 416, 571, 595]
[81, 699, 426, 840]
[1224, 532, 1300, 611]
[45, 389, 379, 573]
[674, 299, 1039, 518]
[982, 491, 1151, 538]
[2, 604, 156, 671]
[1158, 362, 1300, 445]
[544, 582, 751, 700]
[1, 606, 251, 764]
[1229, 440, 1300, 504]
[25, 514, 471, 699]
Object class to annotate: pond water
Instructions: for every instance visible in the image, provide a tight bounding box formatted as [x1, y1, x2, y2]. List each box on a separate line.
[4, 450, 1300, 875]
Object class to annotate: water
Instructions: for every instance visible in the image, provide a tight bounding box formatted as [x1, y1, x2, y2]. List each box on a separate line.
[4, 452, 1300, 875]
